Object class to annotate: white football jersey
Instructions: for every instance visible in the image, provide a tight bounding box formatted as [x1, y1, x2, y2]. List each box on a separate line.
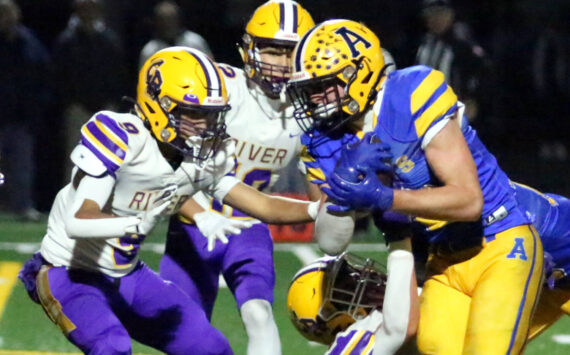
[41, 111, 237, 277]
[193, 65, 304, 220]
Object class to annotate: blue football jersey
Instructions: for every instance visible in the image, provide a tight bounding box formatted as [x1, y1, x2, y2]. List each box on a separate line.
[513, 183, 570, 281]
[301, 65, 529, 243]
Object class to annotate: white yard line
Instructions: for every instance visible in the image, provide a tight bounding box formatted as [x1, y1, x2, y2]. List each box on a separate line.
[291, 245, 321, 265]
[552, 334, 570, 344]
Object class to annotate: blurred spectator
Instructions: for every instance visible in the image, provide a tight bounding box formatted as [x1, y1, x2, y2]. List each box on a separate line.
[531, 20, 569, 161]
[138, 0, 213, 67]
[0, 0, 50, 221]
[416, 0, 489, 122]
[53, 0, 128, 179]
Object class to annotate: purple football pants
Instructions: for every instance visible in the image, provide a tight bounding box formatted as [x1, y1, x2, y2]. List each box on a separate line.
[160, 217, 275, 319]
[36, 261, 233, 355]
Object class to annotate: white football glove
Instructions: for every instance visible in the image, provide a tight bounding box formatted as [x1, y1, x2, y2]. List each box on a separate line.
[193, 210, 253, 252]
[125, 184, 178, 236]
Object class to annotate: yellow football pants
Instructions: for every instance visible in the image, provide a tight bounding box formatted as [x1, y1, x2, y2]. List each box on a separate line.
[417, 225, 544, 355]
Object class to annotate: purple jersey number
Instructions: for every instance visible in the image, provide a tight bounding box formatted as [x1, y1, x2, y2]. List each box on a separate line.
[112, 234, 145, 266]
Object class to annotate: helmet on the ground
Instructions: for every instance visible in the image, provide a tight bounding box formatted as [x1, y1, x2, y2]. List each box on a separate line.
[287, 252, 387, 345]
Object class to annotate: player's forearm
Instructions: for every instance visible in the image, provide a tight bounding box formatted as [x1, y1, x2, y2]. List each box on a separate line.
[392, 184, 483, 222]
[248, 194, 316, 224]
[224, 183, 317, 224]
[315, 203, 355, 255]
[178, 197, 206, 223]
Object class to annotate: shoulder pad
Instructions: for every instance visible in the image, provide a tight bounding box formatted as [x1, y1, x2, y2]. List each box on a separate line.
[70, 144, 107, 177]
[379, 66, 457, 142]
[78, 112, 129, 176]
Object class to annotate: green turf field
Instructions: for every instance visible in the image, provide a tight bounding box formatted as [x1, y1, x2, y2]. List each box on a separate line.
[0, 216, 569, 354]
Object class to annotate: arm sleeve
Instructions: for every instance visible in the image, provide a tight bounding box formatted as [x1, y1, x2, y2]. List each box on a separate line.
[315, 202, 356, 255]
[65, 173, 139, 238]
[212, 176, 241, 202]
[373, 250, 415, 355]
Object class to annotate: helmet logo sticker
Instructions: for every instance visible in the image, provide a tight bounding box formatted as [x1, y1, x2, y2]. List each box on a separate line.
[334, 27, 372, 58]
[146, 60, 165, 99]
[183, 93, 200, 104]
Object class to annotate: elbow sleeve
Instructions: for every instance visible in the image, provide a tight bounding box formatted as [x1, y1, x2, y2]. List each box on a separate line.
[314, 203, 355, 255]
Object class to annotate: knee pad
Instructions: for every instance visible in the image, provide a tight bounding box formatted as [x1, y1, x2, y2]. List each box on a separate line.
[241, 299, 274, 331]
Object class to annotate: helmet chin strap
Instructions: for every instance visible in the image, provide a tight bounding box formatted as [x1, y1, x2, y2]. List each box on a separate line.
[365, 63, 393, 107]
[183, 136, 207, 166]
[279, 85, 287, 104]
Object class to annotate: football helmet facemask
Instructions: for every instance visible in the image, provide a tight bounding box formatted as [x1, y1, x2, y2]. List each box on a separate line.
[287, 252, 387, 345]
[240, 0, 314, 98]
[137, 46, 230, 160]
[287, 19, 389, 137]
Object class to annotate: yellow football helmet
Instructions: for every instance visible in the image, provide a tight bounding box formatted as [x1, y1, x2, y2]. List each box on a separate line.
[287, 19, 388, 136]
[287, 252, 387, 345]
[136, 46, 230, 159]
[240, 0, 314, 98]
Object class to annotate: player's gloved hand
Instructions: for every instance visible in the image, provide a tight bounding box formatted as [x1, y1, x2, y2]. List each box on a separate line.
[193, 211, 253, 252]
[323, 171, 394, 213]
[334, 132, 394, 184]
[125, 184, 178, 236]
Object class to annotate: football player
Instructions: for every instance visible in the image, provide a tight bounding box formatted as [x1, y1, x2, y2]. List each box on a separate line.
[426, 181, 570, 348]
[159, 2, 316, 354]
[287, 19, 543, 354]
[287, 176, 570, 354]
[287, 248, 419, 355]
[17, 46, 319, 355]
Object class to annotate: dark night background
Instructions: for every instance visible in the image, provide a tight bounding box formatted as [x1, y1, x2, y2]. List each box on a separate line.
[5, 0, 570, 211]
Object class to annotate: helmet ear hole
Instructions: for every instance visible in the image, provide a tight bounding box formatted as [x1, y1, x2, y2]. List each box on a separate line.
[144, 102, 155, 114]
[361, 71, 372, 84]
